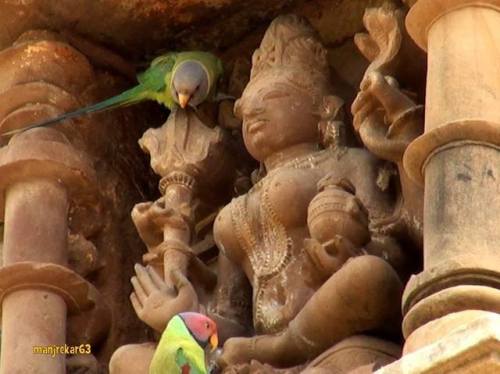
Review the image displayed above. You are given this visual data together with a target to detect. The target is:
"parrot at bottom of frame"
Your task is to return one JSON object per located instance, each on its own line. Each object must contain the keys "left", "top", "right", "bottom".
{"left": 2, "top": 51, "right": 227, "bottom": 137}
{"left": 149, "top": 312, "right": 219, "bottom": 374}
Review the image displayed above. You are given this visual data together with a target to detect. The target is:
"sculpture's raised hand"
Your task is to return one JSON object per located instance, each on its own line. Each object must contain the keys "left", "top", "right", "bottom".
{"left": 351, "top": 71, "right": 423, "bottom": 163}
{"left": 130, "top": 264, "right": 199, "bottom": 332}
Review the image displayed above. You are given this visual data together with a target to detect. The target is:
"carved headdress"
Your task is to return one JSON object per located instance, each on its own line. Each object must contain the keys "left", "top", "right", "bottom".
{"left": 248, "top": 14, "right": 332, "bottom": 104}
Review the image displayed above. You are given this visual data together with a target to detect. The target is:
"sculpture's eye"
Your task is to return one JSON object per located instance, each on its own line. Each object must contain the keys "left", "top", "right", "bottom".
{"left": 263, "top": 91, "right": 290, "bottom": 100}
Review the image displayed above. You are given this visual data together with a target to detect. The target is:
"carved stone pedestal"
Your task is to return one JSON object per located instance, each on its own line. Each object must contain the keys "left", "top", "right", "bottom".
{"left": 376, "top": 312, "right": 500, "bottom": 373}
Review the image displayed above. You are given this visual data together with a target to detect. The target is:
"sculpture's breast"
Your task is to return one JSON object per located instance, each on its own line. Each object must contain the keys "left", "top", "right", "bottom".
{"left": 214, "top": 166, "right": 321, "bottom": 264}
{"left": 260, "top": 167, "right": 321, "bottom": 228}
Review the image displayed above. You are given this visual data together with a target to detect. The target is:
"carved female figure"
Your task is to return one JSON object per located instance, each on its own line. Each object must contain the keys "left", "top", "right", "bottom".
{"left": 212, "top": 15, "right": 405, "bottom": 372}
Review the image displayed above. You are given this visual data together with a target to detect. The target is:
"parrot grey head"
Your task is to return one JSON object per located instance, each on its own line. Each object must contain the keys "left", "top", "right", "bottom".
{"left": 172, "top": 60, "right": 210, "bottom": 109}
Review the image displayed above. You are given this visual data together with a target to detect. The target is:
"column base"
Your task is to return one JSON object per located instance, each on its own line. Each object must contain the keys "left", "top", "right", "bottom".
{"left": 375, "top": 311, "right": 500, "bottom": 374}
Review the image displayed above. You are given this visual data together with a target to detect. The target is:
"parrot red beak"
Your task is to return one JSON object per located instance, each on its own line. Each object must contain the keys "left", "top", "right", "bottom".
{"left": 209, "top": 333, "right": 218, "bottom": 352}
{"left": 178, "top": 93, "right": 191, "bottom": 109}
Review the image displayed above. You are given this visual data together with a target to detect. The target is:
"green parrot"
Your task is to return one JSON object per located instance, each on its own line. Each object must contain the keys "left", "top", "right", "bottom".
{"left": 2, "top": 51, "right": 225, "bottom": 136}
{"left": 149, "top": 312, "right": 218, "bottom": 374}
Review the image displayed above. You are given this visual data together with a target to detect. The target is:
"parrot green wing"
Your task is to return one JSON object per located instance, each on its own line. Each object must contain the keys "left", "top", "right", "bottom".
{"left": 137, "top": 52, "right": 177, "bottom": 90}
{"left": 2, "top": 52, "right": 179, "bottom": 137}
{"left": 149, "top": 316, "right": 208, "bottom": 374}
{"left": 136, "top": 51, "right": 179, "bottom": 109}
{"left": 176, "top": 347, "right": 206, "bottom": 374}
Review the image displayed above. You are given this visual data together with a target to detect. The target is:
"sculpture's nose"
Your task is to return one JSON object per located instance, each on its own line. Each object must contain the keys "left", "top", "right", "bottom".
{"left": 235, "top": 93, "right": 265, "bottom": 118}
{"left": 242, "top": 105, "right": 265, "bottom": 120}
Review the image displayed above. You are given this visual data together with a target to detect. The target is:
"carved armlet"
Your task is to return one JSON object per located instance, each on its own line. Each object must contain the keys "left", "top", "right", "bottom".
{"left": 142, "top": 239, "right": 195, "bottom": 266}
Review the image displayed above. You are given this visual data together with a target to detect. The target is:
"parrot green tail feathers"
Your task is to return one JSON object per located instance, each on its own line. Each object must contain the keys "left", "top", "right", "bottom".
{"left": 1, "top": 51, "right": 226, "bottom": 137}
{"left": 1, "top": 84, "right": 150, "bottom": 137}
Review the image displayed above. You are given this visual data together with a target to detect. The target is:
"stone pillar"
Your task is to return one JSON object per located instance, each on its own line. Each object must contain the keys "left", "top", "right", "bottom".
{"left": 377, "top": 1, "right": 500, "bottom": 372}
{"left": 0, "top": 33, "right": 111, "bottom": 373}
{"left": 0, "top": 128, "right": 104, "bottom": 374}
{"left": 1, "top": 179, "right": 69, "bottom": 373}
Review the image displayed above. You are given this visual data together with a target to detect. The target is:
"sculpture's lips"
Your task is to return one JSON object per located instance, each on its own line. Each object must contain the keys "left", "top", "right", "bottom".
{"left": 246, "top": 119, "right": 268, "bottom": 133}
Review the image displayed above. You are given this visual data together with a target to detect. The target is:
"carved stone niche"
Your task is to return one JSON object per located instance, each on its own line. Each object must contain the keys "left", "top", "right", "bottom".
{"left": 110, "top": 9, "right": 427, "bottom": 374}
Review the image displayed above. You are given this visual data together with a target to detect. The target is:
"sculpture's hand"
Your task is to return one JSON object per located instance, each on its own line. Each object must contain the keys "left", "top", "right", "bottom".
{"left": 132, "top": 197, "right": 177, "bottom": 250}
{"left": 132, "top": 197, "right": 192, "bottom": 250}
{"left": 353, "top": 72, "right": 415, "bottom": 130}
{"left": 351, "top": 71, "right": 423, "bottom": 163}
{"left": 130, "top": 264, "right": 199, "bottom": 332}
{"left": 306, "top": 178, "right": 370, "bottom": 278}
{"left": 217, "top": 337, "right": 256, "bottom": 368}
{"left": 304, "top": 236, "right": 364, "bottom": 278}
{"left": 222, "top": 360, "right": 286, "bottom": 374}
{"left": 218, "top": 334, "right": 292, "bottom": 370}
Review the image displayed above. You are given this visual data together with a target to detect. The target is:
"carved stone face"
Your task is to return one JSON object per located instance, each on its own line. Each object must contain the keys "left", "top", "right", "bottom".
{"left": 235, "top": 71, "right": 320, "bottom": 162}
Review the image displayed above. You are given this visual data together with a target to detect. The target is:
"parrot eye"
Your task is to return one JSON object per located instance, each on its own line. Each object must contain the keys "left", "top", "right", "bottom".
{"left": 205, "top": 322, "right": 210, "bottom": 330}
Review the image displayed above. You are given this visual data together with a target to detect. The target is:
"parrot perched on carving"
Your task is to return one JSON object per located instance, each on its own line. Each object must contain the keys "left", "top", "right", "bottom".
{"left": 149, "top": 312, "right": 218, "bottom": 374}
{"left": 3, "top": 51, "right": 225, "bottom": 136}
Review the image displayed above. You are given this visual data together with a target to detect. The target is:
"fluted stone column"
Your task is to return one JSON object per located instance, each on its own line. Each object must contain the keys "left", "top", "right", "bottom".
{"left": 2, "top": 178, "right": 68, "bottom": 374}
{"left": 0, "top": 128, "right": 104, "bottom": 374}
{"left": 403, "top": 0, "right": 500, "bottom": 340}
{"left": 0, "top": 34, "right": 110, "bottom": 373}
{"left": 377, "top": 1, "right": 500, "bottom": 372}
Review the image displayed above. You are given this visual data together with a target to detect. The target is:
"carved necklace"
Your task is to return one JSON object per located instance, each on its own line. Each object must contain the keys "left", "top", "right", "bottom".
{"left": 230, "top": 149, "right": 330, "bottom": 332}
{"left": 253, "top": 148, "right": 332, "bottom": 188}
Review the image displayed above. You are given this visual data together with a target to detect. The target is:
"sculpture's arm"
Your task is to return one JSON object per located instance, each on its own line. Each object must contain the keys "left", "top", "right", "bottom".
{"left": 352, "top": 4, "right": 425, "bottom": 169}
{"left": 207, "top": 253, "right": 253, "bottom": 343}
{"left": 210, "top": 203, "right": 254, "bottom": 343}
{"left": 352, "top": 72, "right": 423, "bottom": 166}
{"left": 352, "top": 72, "right": 424, "bottom": 245}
